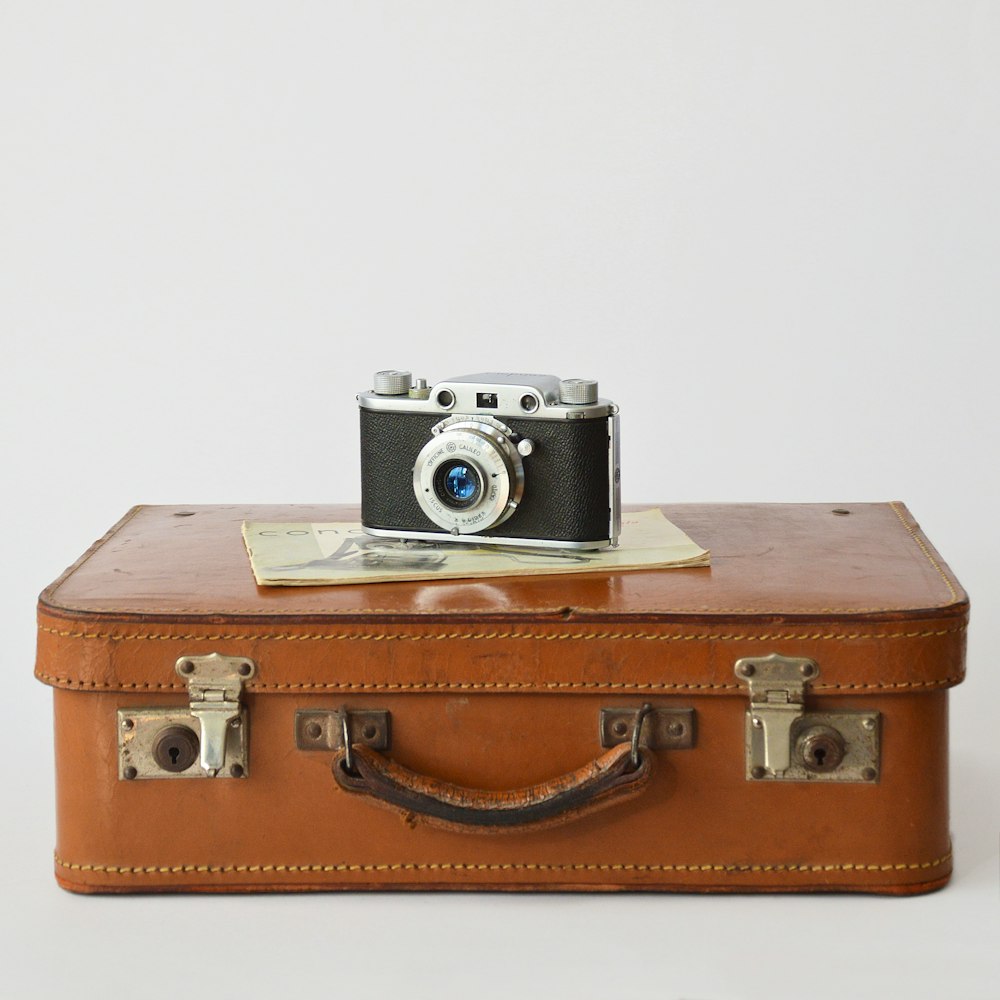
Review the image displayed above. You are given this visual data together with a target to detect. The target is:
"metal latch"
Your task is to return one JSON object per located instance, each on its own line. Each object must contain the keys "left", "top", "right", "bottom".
{"left": 735, "top": 653, "right": 880, "bottom": 783}
{"left": 735, "top": 653, "right": 815, "bottom": 775}
{"left": 117, "top": 653, "right": 255, "bottom": 781}
{"left": 178, "top": 654, "right": 255, "bottom": 775}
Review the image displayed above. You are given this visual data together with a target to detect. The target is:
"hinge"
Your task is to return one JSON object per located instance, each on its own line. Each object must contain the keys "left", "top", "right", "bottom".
{"left": 177, "top": 654, "right": 256, "bottom": 775}
{"left": 117, "top": 653, "right": 256, "bottom": 781}
{"left": 735, "top": 653, "right": 880, "bottom": 783}
{"left": 176, "top": 653, "right": 257, "bottom": 778}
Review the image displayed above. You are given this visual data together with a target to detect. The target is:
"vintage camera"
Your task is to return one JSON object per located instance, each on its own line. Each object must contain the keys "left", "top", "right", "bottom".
{"left": 359, "top": 372, "right": 621, "bottom": 549}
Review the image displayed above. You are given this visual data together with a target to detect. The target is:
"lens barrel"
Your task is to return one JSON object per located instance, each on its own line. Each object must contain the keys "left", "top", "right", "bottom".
{"left": 412, "top": 420, "right": 525, "bottom": 534}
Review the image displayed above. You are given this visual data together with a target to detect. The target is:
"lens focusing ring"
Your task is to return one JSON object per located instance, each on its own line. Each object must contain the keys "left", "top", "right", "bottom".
{"left": 413, "top": 421, "right": 525, "bottom": 534}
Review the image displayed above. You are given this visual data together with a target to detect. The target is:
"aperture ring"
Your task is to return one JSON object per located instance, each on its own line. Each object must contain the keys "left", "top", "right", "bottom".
{"left": 413, "top": 423, "right": 525, "bottom": 534}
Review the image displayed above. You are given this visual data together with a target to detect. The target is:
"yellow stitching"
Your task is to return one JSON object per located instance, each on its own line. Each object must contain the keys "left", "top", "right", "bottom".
{"left": 35, "top": 622, "right": 966, "bottom": 692}
{"left": 889, "top": 502, "right": 959, "bottom": 604}
{"left": 54, "top": 851, "right": 952, "bottom": 877}
{"left": 36, "top": 674, "right": 185, "bottom": 690}
{"left": 37, "top": 624, "right": 967, "bottom": 643}
{"left": 33, "top": 670, "right": 964, "bottom": 693}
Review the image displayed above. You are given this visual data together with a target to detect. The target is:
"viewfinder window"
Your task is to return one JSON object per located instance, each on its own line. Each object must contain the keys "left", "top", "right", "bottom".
{"left": 476, "top": 392, "right": 498, "bottom": 408}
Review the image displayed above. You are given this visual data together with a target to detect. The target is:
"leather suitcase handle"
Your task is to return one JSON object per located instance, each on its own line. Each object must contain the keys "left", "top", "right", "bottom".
{"left": 332, "top": 742, "right": 651, "bottom": 833}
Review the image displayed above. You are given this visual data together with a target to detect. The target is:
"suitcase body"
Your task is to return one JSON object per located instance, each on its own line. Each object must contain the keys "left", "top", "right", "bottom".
{"left": 36, "top": 502, "right": 967, "bottom": 894}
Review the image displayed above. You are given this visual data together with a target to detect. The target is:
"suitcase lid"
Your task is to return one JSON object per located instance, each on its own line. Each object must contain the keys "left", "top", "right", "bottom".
{"left": 36, "top": 502, "right": 968, "bottom": 695}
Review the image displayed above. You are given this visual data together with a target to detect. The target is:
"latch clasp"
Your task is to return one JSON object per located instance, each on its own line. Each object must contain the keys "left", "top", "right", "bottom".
{"left": 118, "top": 653, "right": 255, "bottom": 780}
{"left": 177, "top": 654, "right": 255, "bottom": 775}
{"left": 735, "top": 653, "right": 880, "bottom": 783}
{"left": 735, "top": 653, "right": 816, "bottom": 776}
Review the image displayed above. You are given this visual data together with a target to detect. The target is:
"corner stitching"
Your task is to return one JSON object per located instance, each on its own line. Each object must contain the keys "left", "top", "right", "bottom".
{"left": 888, "top": 502, "right": 960, "bottom": 605}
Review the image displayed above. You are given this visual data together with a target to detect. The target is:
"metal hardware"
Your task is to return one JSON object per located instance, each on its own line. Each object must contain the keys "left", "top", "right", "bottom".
{"left": 364, "top": 525, "right": 614, "bottom": 551}
{"left": 373, "top": 370, "right": 413, "bottom": 396}
{"left": 152, "top": 725, "right": 200, "bottom": 772}
{"left": 735, "top": 653, "right": 815, "bottom": 775}
{"left": 797, "top": 725, "right": 846, "bottom": 772}
{"left": 559, "top": 378, "right": 599, "bottom": 405}
{"left": 600, "top": 706, "right": 696, "bottom": 751}
{"left": 295, "top": 709, "right": 392, "bottom": 752}
{"left": 769, "top": 713, "right": 880, "bottom": 782}
{"left": 629, "top": 703, "right": 654, "bottom": 769}
{"left": 118, "top": 708, "right": 250, "bottom": 780}
{"left": 340, "top": 712, "right": 356, "bottom": 774}
{"left": 301, "top": 706, "right": 690, "bottom": 759}
{"left": 608, "top": 407, "right": 621, "bottom": 546}
{"left": 359, "top": 373, "right": 617, "bottom": 421}
{"left": 735, "top": 653, "right": 880, "bottom": 782}
{"left": 117, "top": 653, "right": 255, "bottom": 780}
{"left": 177, "top": 654, "right": 255, "bottom": 775}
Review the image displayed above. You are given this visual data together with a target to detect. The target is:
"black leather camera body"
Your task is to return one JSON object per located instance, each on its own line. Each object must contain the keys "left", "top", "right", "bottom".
{"left": 359, "top": 372, "right": 621, "bottom": 549}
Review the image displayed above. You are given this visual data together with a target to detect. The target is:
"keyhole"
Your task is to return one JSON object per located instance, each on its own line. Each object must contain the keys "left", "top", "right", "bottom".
{"left": 798, "top": 727, "right": 845, "bottom": 773}
{"left": 152, "top": 725, "right": 200, "bottom": 772}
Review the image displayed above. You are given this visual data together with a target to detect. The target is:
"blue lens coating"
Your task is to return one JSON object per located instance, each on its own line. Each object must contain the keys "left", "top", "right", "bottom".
{"left": 445, "top": 464, "right": 478, "bottom": 501}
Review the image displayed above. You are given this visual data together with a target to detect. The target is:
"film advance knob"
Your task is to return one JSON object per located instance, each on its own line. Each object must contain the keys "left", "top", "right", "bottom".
{"left": 373, "top": 370, "right": 413, "bottom": 396}
{"left": 558, "top": 378, "right": 599, "bottom": 405}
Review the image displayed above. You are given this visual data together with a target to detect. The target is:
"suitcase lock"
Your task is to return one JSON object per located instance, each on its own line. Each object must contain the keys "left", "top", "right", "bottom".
{"left": 117, "top": 653, "right": 255, "bottom": 780}
{"left": 735, "top": 653, "right": 880, "bottom": 783}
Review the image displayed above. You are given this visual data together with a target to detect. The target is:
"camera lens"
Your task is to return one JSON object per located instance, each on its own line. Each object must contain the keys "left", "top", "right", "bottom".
{"left": 445, "top": 465, "right": 477, "bottom": 501}
{"left": 434, "top": 460, "right": 481, "bottom": 509}
{"left": 414, "top": 421, "right": 525, "bottom": 534}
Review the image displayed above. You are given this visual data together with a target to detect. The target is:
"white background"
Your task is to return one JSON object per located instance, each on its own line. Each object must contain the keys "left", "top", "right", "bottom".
{"left": 2, "top": 2, "right": 998, "bottom": 997}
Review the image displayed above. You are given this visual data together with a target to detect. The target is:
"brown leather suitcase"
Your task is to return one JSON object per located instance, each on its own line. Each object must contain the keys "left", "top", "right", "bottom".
{"left": 36, "top": 501, "right": 968, "bottom": 894}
